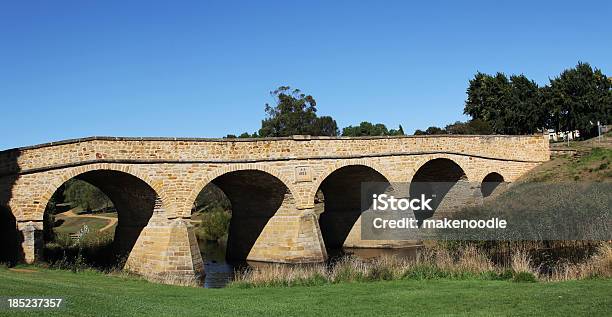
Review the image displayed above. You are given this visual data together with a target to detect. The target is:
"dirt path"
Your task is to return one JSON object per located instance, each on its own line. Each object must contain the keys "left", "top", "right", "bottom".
{"left": 58, "top": 209, "right": 118, "bottom": 233}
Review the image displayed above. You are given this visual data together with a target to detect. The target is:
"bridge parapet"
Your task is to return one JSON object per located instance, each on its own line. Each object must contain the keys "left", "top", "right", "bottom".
{"left": 0, "top": 135, "right": 549, "bottom": 175}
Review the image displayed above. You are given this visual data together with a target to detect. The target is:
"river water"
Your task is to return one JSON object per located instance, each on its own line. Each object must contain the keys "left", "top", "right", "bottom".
{"left": 199, "top": 240, "right": 421, "bottom": 288}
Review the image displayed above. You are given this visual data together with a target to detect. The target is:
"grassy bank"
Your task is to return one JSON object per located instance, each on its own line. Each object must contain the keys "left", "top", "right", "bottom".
{"left": 0, "top": 266, "right": 610, "bottom": 316}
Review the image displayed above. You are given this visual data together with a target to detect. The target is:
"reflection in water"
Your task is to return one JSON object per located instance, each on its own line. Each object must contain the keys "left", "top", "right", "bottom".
{"left": 199, "top": 240, "right": 239, "bottom": 288}
{"left": 199, "top": 239, "right": 422, "bottom": 288}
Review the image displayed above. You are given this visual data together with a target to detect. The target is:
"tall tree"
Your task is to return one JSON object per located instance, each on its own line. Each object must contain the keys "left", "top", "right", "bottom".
{"left": 464, "top": 72, "right": 511, "bottom": 134}
{"left": 464, "top": 72, "right": 544, "bottom": 134}
{"left": 258, "top": 86, "right": 339, "bottom": 137}
{"left": 544, "top": 62, "right": 612, "bottom": 137}
{"left": 312, "top": 116, "right": 340, "bottom": 137}
{"left": 507, "top": 74, "right": 543, "bottom": 134}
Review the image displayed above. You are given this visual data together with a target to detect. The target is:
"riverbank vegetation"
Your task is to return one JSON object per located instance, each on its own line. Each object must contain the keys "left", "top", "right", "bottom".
{"left": 42, "top": 231, "right": 119, "bottom": 272}
{"left": 192, "top": 183, "right": 232, "bottom": 242}
{"left": 196, "top": 207, "right": 231, "bottom": 242}
{"left": 230, "top": 242, "right": 611, "bottom": 288}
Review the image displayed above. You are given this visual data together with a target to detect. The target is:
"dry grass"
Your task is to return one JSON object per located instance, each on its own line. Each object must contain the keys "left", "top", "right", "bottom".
{"left": 440, "top": 245, "right": 494, "bottom": 273}
{"left": 549, "top": 243, "right": 612, "bottom": 281}
{"left": 232, "top": 245, "right": 500, "bottom": 288}
{"left": 510, "top": 248, "right": 537, "bottom": 276}
{"left": 233, "top": 263, "right": 328, "bottom": 287}
{"left": 230, "top": 243, "right": 612, "bottom": 288}
{"left": 146, "top": 272, "right": 203, "bottom": 287}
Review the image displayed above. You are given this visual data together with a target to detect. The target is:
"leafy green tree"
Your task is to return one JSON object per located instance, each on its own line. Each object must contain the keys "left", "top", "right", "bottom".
{"left": 226, "top": 132, "right": 258, "bottom": 139}
{"left": 238, "top": 132, "right": 254, "bottom": 138}
{"left": 342, "top": 122, "right": 386, "bottom": 136}
{"left": 258, "top": 86, "right": 339, "bottom": 137}
{"left": 63, "top": 179, "right": 113, "bottom": 213}
{"left": 425, "top": 126, "right": 447, "bottom": 135}
{"left": 395, "top": 125, "right": 405, "bottom": 135}
{"left": 464, "top": 72, "right": 511, "bottom": 134}
{"left": 197, "top": 207, "right": 231, "bottom": 241}
{"left": 413, "top": 126, "right": 447, "bottom": 135}
{"left": 413, "top": 129, "right": 426, "bottom": 135}
{"left": 342, "top": 122, "right": 404, "bottom": 136}
{"left": 544, "top": 62, "right": 611, "bottom": 137}
{"left": 312, "top": 116, "right": 339, "bottom": 136}
{"left": 507, "top": 75, "right": 544, "bottom": 134}
{"left": 464, "top": 72, "right": 544, "bottom": 134}
{"left": 445, "top": 119, "right": 494, "bottom": 135}
{"left": 193, "top": 184, "right": 231, "bottom": 213}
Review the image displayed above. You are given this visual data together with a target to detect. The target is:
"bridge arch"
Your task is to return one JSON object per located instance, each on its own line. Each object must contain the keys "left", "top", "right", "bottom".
{"left": 409, "top": 155, "right": 474, "bottom": 182}
{"left": 409, "top": 157, "right": 474, "bottom": 220}
{"left": 37, "top": 164, "right": 167, "bottom": 262}
{"left": 34, "top": 163, "right": 169, "bottom": 221}
{"left": 310, "top": 160, "right": 393, "bottom": 206}
{"left": 187, "top": 165, "right": 299, "bottom": 260}
{"left": 184, "top": 164, "right": 296, "bottom": 216}
{"left": 481, "top": 172, "right": 506, "bottom": 198}
{"left": 314, "top": 164, "right": 392, "bottom": 250}
{"left": 410, "top": 157, "right": 468, "bottom": 183}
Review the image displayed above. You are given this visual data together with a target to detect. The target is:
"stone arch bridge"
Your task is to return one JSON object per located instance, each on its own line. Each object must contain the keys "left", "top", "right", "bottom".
{"left": 0, "top": 135, "right": 549, "bottom": 281}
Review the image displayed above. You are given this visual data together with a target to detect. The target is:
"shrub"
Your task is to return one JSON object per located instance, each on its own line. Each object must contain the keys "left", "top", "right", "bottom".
{"left": 196, "top": 208, "right": 231, "bottom": 241}
{"left": 330, "top": 257, "right": 366, "bottom": 283}
{"left": 44, "top": 231, "right": 117, "bottom": 271}
{"left": 512, "top": 272, "right": 537, "bottom": 283}
{"left": 497, "top": 269, "right": 515, "bottom": 280}
{"left": 366, "top": 265, "right": 394, "bottom": 281}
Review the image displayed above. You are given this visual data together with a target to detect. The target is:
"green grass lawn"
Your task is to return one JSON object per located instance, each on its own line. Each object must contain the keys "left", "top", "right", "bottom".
{"left": 0, "top": 266, "right": 610, "bottom": 316}
{"left": 53, "top": 217, "right": 111, "bottom": 235}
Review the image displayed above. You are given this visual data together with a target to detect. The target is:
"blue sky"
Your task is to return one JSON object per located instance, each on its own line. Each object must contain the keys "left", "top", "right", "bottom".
{"left": 1, "top": 0, "right": 610, "bottom": 150}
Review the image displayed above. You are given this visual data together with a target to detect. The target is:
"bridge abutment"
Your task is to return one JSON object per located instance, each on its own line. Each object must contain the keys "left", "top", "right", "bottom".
{"left": 124, "top": 213, "right": 204, "bottom": 285}
{"left": 343, "top": 216, "right": 420, "bottom": 248}
{"left": 246, "top": 208, "right": 327, "bottom": 263}
{"left": 113, "top": 224, "right": 148, "bottom": 257}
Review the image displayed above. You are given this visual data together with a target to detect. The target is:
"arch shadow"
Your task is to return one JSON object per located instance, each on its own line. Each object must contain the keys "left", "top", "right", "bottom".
{"left": 316, "top": 165, "right": 391, "bottom": 250}
{"left": 481, "top": 172, "right": 505, "bottom": 198}
{"left": 409, "top": 158, "right": 468, "bottom": 223}
{"left": 192, "top": 169, "right": 294, "bottom": 261}
{"left": 0, "top": 148, "right": 24, "bottom": 265}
